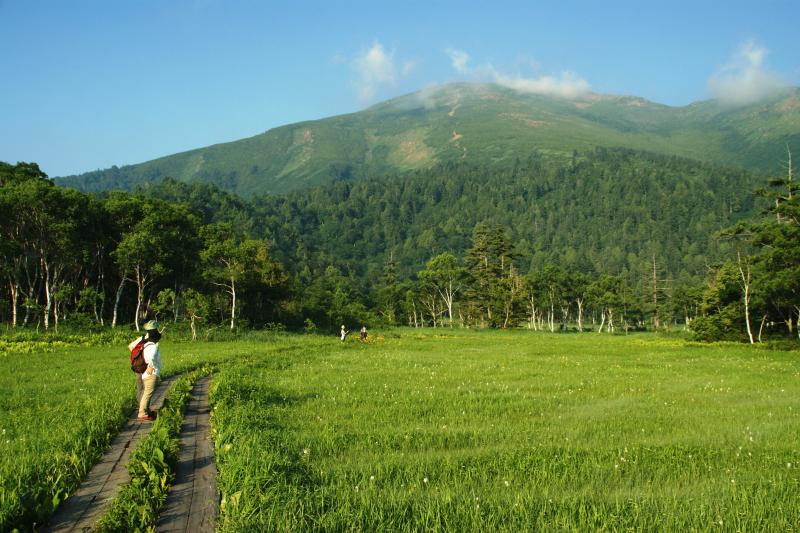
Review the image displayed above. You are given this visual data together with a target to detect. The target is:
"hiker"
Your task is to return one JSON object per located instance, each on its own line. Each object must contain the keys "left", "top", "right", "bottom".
{"left": 128, "top": 320, "right": 163, "bottom": 421}
{"left": 340, "top": 325, "right": 348, "bottom": 342}
{"left": 359, "top": 325, "right": 367, "bottom": 341}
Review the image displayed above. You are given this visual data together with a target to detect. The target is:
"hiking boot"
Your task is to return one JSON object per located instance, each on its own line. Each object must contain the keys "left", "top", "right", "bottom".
{"left": 137, "top": 415, "right": 155, "bottom": 422}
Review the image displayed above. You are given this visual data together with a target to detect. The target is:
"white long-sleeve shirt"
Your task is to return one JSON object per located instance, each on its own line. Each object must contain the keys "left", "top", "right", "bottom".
{"left": 143, "top": 342, "right": 162, "bottom": 378}
{"left": 129, "top": 336, "right": 162, "bottom": 378}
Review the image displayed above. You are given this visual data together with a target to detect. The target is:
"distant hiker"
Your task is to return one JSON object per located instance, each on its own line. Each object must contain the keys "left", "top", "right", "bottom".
{"left": 340, "top": 325, "right": 348, "bottom": 342}
{"left": 128, "top": 320, "right": 163, "bottom": 422}
{"left": 359, "top": 325, "right": 368, "bottom": 341}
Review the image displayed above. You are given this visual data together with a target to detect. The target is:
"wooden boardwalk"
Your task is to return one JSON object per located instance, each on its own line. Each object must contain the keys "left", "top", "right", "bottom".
{"left": 44, "top": 375, "right": 179, "bottom": 533}
{"left": 156, "top": 377, "right": 218, "bottom": 532}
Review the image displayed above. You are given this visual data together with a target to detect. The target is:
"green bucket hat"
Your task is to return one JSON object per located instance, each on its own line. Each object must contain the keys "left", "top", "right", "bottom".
{"left": 143, "top": 320, "right": 160, "bottom": 332}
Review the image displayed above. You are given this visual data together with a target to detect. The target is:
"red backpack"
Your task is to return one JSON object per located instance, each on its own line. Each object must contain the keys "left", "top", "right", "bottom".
{"left": 130, "top": 338, "right": 150, "bottom": 373}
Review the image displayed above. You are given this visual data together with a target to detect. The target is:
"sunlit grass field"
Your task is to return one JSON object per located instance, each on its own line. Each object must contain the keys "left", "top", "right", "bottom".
{"left": 2, "top": 330, "right": 799, "bottom": 530}
{"left": 210, "top": 331, "right": 800, "bottom": 531}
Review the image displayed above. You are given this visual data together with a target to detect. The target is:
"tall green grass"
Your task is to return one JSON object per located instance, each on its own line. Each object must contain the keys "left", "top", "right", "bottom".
{"left": 3, "top": 330, "right": 799, "bottom": 530}
{"left": 211, "top": 331, "right": 800, "bottom": 530}
{"left": 0, "top": 332, "right": 295, "bottom": 531}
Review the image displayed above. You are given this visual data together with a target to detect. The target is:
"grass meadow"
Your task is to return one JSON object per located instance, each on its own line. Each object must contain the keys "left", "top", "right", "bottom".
{"left": 1, "top": 330, "right": 799, "bottom": 530}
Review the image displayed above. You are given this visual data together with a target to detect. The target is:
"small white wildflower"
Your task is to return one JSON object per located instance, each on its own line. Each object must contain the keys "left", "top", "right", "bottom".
{"left": 423, "top": 477, "right": 428, "bottom": 484}
{"left": 370, "top": 475, "right": 375, "bottom": 481}
{"left": 787, "top": 463, "right": 792, "bottom": 468}
{"left": 504, "top": 480, "right": 510, "bottom": 487}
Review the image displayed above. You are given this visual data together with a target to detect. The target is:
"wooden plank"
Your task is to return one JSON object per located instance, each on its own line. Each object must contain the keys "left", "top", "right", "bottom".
{"left": 156, "top": 377, "right": 218, "bottom": 533}
{"left": 44, "top": 375, "right": 179, "bottom": 533}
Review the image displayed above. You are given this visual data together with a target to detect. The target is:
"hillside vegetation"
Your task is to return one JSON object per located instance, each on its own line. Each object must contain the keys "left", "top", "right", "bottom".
{"left": 57, "top": 83, "right": 800, "bottom": 197}
{"left": 147, "top": 148, "right": 758, "bottom": 283}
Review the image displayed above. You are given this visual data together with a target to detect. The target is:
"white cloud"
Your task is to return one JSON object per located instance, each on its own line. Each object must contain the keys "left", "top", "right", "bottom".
{"left": 492, "top": 69, "right": 591, "bottom": 99}
{"left": 353, "top": 42, "right": 397, "bottom": 102}
{"left": 401, "top": 59, "right": 417, "bottom": 76}
{"left": 445, "top": 47, "right": 471, "bottom": 74}
{"left": 443, "top": 47, "right": 589, "bottom": 99}
{"left": 415, "top": 82, "right": 444, "bottom": 109}
{"left": 708, "top": 40, "right": 786, "bottom": 105}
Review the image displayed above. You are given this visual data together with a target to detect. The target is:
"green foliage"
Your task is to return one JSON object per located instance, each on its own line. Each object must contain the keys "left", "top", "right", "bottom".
{"left": 0, "top": 345, "right": 134, "bottom": 530}
{"left": 694, "top": 150, "right": 800, "bottom": 342}
{"left": 0, "top": 145, "right": 783, "bottom": 337}
{"left": 251, "top": 148, "right": 753, "bottom": 291}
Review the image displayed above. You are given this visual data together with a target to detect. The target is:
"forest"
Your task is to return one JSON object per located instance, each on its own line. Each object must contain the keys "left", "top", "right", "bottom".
{"left": 1, "top": 147, "right": 797, "bottom": 342}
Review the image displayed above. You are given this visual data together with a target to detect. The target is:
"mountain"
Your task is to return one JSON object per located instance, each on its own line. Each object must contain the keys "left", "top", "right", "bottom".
{"left": 57, "top": 83, "right": 800, "bottom": 197}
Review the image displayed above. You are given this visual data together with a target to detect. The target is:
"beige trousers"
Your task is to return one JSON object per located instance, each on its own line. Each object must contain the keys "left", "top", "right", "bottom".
{"left": 138, "top": 374, "right": 158, "bottom": 417}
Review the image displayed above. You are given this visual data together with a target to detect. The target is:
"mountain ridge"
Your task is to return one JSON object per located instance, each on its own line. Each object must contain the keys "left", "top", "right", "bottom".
{"left": 56, "top": 83, "right": 800, "bottom": 197}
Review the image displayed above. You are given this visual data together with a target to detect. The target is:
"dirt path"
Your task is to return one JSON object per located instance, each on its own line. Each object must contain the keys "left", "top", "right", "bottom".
{"left": 44, "top": 374, "right": 181, "bottom": 532}
{"left": 156, "top": 376, "right": 218, "bottom": 532}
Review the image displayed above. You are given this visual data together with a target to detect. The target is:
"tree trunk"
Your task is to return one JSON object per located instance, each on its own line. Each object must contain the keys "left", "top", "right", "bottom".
{"left": 53, "top": 292, "right": 59, "bottom": 333}
{"left": 597, "top": 310, "right": 606, "bottom": 333}
{"left": 439, "top": 283, "right": 456, "bottom": 327}
{"left": 42, "top": 260, "right": 52, "bottom": 331}
{"left": 576, "top": 298, "right": 584, "bottom": 332}
{"left": 9, "top": 282, "right": 18, "bottom": 328}
{"left": 134, "top": 265, "right": 145, "bottom": 332}
{"left": 230, "top": 277, "right": 236, "bottom": 330}
{"left": 112, "top": 278, "right": 126, "bottom": 328}
{"left": 96, "top": 249, "right": 105, "bottom": 325}
{"left": 737, "top": 252, "right": 754, "bottom": 344}
{"left": 173, "top": 283, "right": 180, "bottom": 323}
{"left": 23, "top": 284, "right": 35, "bottom": 327}
{"left": 796, "top": 306, "right": 800, "bottom": 340}
{"left": 651, "top": 253, "right": 660, "bottom": 330}
{"left": 758, "top": 315, "right": 767, "bottom": 343}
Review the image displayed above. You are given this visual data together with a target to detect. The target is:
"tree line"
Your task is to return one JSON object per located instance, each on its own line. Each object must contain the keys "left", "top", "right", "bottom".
{"left": 691, "top": 149, "right": 799, "bottom": 342}
{"left": 2, "top": 146, "right": 796, "bottom": 341}
{"left": 0, "top": 162, "right": 286, "bottom": 335}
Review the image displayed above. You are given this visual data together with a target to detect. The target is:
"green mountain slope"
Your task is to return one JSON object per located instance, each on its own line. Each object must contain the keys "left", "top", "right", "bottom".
{"left": 57, "top": 83, "right": 800, "bottom": 197}
{"left": 145, "top": 148, "right": 762, "bottom": 287}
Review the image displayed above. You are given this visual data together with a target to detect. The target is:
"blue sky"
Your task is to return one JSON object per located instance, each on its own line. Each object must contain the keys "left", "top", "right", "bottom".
{"left": 1, "top": 0, "right": 797, "bottom": 177}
